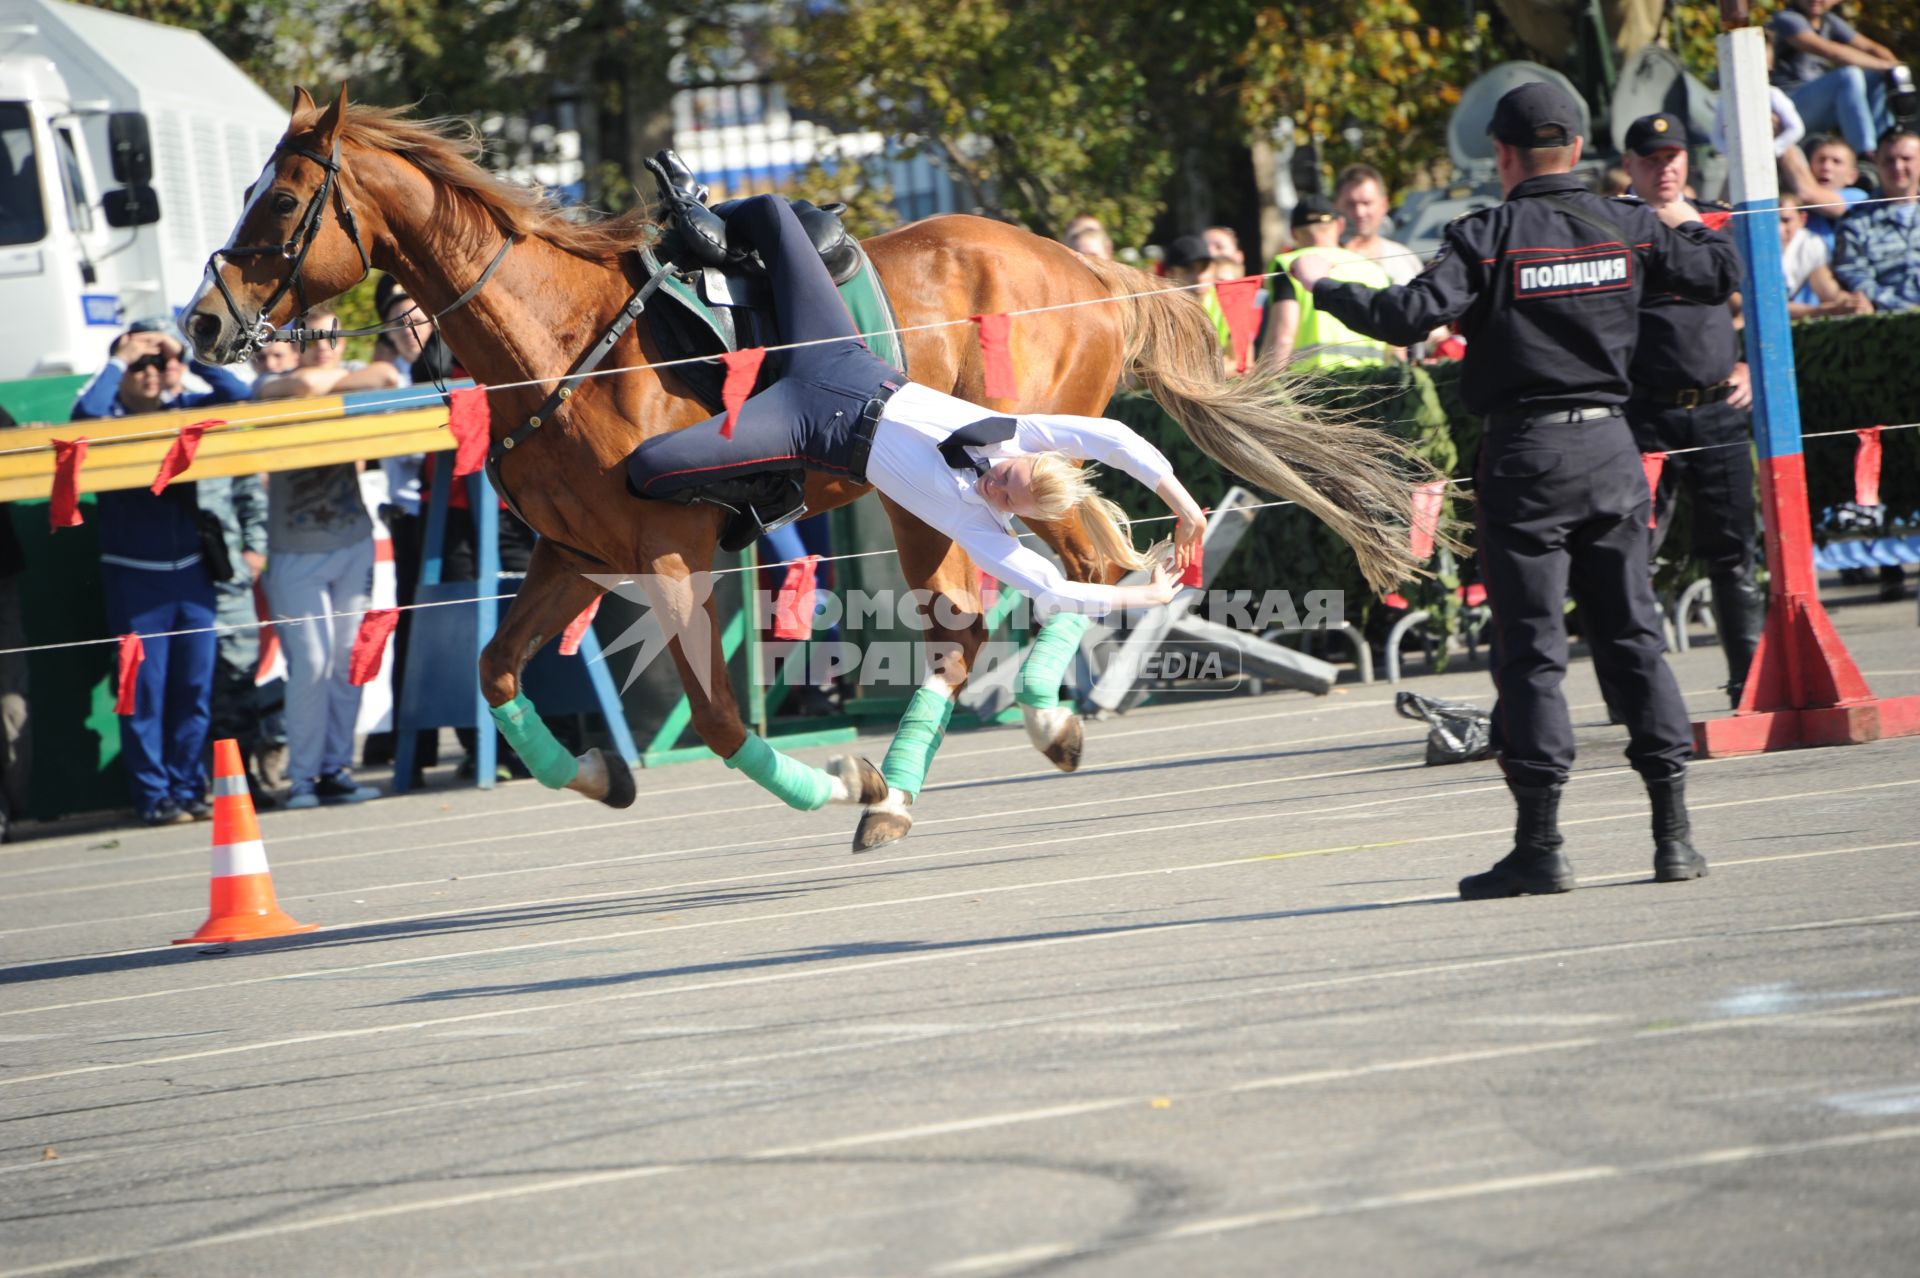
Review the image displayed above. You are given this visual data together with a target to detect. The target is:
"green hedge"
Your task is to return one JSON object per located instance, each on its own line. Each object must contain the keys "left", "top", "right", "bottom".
{"left": 1789, "top": 311, "right": 1920, "bottom": 529}
{"left": 1106, "top": 308, "right": 1920, "bottom": 630}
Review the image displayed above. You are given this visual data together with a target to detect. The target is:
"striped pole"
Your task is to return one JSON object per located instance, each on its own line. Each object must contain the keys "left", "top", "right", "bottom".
{"left": 174, "top": 739, "right": 317, "bottom": 944}
{"left": 1694, "top": 22, "right": 1920, "bottom": 753}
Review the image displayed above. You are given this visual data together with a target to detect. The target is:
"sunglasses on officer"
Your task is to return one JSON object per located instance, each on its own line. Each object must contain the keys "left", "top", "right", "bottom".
{"left": 127, "top": 353, "right": 181, "bottom": 375}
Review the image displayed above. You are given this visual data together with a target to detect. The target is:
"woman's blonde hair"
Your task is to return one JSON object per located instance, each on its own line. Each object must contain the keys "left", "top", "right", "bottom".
{"left": 1025, "top": 453, "right": 1157, "bottom": 575}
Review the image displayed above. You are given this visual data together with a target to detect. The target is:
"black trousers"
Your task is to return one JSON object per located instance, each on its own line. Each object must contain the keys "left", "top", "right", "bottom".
{"left": 1479, "top": 413, "right": 1692, "bottom": 789}
{"left": 1625, "top": 397, "right": 1758, "bottom": 583}
{"left": 627, "top": 195, "right": 899, "bottom": 499}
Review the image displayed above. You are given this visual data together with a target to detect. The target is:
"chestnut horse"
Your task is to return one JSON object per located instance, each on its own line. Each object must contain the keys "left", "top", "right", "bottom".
{"left": 184, "top": 90, "right": 1441, "bottom": 849}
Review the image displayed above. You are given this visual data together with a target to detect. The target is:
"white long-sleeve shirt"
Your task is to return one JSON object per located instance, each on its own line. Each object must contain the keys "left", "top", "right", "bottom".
{"left": 862, "top": 381, "right": 1174, "bottom": 616}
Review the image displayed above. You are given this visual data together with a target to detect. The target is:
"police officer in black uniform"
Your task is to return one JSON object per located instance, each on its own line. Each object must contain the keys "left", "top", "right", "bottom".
{"left": 1289, "top": 82, "right": 1740, "bottom": 899}
{"left": 1620, "top": 111, "right": 1765, "bottom": 709}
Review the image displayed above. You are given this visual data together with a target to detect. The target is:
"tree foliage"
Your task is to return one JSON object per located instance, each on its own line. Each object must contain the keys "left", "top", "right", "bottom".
{"left": 1241, "top": 2, "right": 1508, "bottom": 194}
{"left": 770, "top": 1, "right": 1512, "bottom": 245}
{"left": 770, "top": 0, "right": 1255, "bottom": 250}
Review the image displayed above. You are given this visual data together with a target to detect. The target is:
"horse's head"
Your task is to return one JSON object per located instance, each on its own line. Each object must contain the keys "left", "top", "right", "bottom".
{"left": 182, "top": 87, "right": 374, "bottom": 364}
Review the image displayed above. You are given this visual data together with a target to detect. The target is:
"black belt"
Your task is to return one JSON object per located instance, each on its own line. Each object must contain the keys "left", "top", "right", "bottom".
{"left": 845, "top": 379, "right": 900, "bottom": 485}
{"left": 1633, "top": 381, "right": 1734, "bottom": 409}
{"left": 1487, "top": 404, "right": 1622, "bottom": 429}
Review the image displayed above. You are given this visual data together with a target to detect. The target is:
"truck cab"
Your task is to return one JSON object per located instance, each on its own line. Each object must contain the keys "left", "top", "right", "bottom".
{"left": 0, "top": 0, "right": 286, "bottom": 384}
{"left": 0, "top": 55, "right": 131, "bottom": 377}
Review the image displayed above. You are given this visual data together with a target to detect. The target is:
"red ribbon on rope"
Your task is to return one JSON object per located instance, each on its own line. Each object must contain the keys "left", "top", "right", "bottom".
{"left": 50, "top": 437, "right": 88, "bottom": 531}
{"left": 971, "top": 313, "right": 1018, "bottom": 400}
{"left": 114, "top": 633, "right": 143, "bottom": 715}
{"left": 772, "top": 554, "right": 821, "bottom": 641}
{"left": 149, "top": 420, "right": 219, "bottom": 495}
{"left": 1409, "top": 481, "right": 1446, "bottom": 561}
{"left": 1640, "top": 451, "right": 1666, "bottom": 528}
{"left": 1855, "top": 426, "right": 1883, "bottom": 507}
{"left": 1699, "top": 209, "right": 1734, "bottom": 231}
{"left": 1215, "top": 277, "right": 1264, "bottom": 375}
{"left": 448, "top": 387, "right": 491, "bottom": 477}
{"left": 558, "top": 596, "right": 601, "bottom": 656}
{"left": 348, "top": 608, "right": 400, "bottom": 686}
{"left": 721, "top": 348, "right": 767, "bottom": 439}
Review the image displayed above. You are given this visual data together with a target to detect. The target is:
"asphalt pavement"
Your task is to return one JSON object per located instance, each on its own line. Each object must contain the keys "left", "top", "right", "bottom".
{"left": 3, "top": 585, "right": 1918, "bottom": 1277}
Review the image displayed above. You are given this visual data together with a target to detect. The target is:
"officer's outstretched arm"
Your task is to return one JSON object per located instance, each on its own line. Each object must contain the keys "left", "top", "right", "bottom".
{"left": 1311, "top": 236, "right": 1475, "bottom": 347}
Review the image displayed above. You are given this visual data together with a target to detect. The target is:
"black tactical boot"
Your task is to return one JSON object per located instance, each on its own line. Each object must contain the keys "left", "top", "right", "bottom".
{"left": 1459, "top": 784, "right": 1576, "bottom": 899}
{"left": 1647, "top": 773, "right": 1708, "bottom": 882}
{"left": 1709, "top": 572, "right": 1765, "bottom": 708}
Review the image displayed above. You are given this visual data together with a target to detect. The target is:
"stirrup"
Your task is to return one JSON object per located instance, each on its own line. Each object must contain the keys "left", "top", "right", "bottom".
{"left": 719, "top": 499, "right": 809, "bottom": 555}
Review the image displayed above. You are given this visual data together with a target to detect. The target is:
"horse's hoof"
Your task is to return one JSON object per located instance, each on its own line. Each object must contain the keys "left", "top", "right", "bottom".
{"left": 828, "top": 754, "right": 890, "bottom": 805}
{"left": 852, "top": 801, "right": 913, "bottom": 853}
{"left": 1043, "top": 715, "right": 1083, "bottom": 773}
{"left": 595, "top": 748, "right": 637, "bottom": 809}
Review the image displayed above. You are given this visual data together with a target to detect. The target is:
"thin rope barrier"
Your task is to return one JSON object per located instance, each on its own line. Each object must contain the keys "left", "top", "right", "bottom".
{"left": 5, "top": 420, "right": 1913, "bottom": 659}
{"left": 2, "top": 191, "right": 1904, "bottom": 458}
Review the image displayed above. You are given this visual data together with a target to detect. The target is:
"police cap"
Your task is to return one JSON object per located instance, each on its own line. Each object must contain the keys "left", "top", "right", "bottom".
{"left": 1163, "top": 234, "right": 1213, "bottom": 270}
{"left": 1289, "top": 194, "right": 1340, "bottom": 229}
{"left": 1624, "top": 112, "right": 1688, "bottom": 156}
{"left": 1487, "top": 81, "right": 1581, "bottom": 148}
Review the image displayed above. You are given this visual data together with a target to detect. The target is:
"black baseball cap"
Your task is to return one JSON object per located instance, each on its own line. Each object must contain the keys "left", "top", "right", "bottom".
{"left": 374, "top": 272, "right": 412, "bottom": 317}
{"left": 1164, "top": 234, "right": 1213, "bottom": 270}
{"left": 1625, "top": 112, "right": 1688, "bottom": 155}
{"left": 1487, "top": 81, "right": 1581, "bottom": 148}
{"left": 1290, "top": 194, "right": 1340, "bottom": 229}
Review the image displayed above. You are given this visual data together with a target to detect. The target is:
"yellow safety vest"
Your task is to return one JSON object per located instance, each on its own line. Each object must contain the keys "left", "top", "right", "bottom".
{"left": 1270, "top": 247, "right": 1393, "bottom": 370}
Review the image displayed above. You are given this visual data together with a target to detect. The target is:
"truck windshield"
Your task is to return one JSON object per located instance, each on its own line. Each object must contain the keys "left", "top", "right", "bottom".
{"left": 0, "top": 103, "right": 48, "bottom": 247}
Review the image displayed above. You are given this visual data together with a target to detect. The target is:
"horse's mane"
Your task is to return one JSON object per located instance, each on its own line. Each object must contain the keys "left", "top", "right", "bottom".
{"left": 333, "top": 102, "right": 658, "bottom": 260}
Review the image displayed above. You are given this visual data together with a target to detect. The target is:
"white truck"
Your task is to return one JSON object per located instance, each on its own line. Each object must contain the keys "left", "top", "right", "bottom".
{"left": 0, "top": 0, "right": 284, "bottom": 380}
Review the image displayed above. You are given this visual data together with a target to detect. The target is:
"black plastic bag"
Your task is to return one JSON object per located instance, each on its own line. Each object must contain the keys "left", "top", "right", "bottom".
{"left": 1395, "top": 690, "right": 1495, "bottom": 765}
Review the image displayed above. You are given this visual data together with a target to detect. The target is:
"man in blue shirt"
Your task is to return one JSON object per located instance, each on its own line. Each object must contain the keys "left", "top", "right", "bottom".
{"left": 1835, "top": 128, "right": 1920, "bottom": 314}
{"left": 72, "top": 321, "right": 249, "bottom": 826}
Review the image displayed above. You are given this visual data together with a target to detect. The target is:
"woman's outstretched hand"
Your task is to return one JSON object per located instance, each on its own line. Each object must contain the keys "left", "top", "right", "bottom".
{"left": 1155, "top": 476, "right": 1207, "bottom": 574}
{"left": 1172, "top": 509, "right": 1206, "bottom": 572}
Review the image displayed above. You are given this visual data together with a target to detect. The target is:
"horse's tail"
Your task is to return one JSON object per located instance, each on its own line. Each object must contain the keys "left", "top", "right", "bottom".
{"left": 1078, "top": 255, "right": 1457, "bottom": 595}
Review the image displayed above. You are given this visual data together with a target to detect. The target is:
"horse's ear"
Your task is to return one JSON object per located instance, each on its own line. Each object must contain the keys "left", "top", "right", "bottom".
{"left": 314, "top": 85, "right": 348, "bottom": 143}
{"left": 290, "top": 86, "right": 316, "bottom": 119}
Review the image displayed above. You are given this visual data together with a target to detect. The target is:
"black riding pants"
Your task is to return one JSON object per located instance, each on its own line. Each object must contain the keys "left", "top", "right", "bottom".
{"left": 627, "top": 195, "right": 899, "bottom": 498}
{"left": 1479, "top": 413, "right": 1693, "bottom": 789}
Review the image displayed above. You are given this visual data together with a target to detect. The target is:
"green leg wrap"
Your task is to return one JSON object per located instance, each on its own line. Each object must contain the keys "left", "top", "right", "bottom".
{"left": 882, "top": 684, "right": 956, "bottom": 799}
{"left": 1016, "top": 613, "right": 1093, "bottom": 709}
{"left": 489, "top": 691, "right": 579, "bottom": 789}
{"left": 726, "top": 733, "right": 833, "bottom": 811}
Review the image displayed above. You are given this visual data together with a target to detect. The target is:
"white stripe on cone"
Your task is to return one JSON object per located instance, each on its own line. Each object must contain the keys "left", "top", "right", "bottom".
{"left": 211, "top": 839, "right": 270, "bottom": 879}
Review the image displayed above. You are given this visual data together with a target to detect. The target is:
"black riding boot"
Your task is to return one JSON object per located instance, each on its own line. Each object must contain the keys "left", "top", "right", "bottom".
{"left": 1709, "top": 572, "right": 1765, "bottom": 708}
{"left": 1459, "top": 783, "right": 1576, "bottom": 900}
{"left": 1647, "top": 773, "right": 1708, "bottom": 882}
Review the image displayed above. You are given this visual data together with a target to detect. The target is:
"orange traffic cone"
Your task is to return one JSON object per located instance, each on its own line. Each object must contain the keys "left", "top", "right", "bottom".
{"left": 174, "top": 739, "right": 317, "bottom": 944}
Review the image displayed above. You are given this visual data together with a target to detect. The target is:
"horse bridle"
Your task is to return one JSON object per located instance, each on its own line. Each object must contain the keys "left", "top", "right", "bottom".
{"left": 202, "top": 132, "right": 513, "bottom": 355}
{"left": 202, "top": 135, "right": 372, "bottom": 355}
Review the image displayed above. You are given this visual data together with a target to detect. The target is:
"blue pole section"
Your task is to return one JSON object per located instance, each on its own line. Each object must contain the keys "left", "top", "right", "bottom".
{"left": 1719, "top": 26, "right": 1804, "bottom": 463}
{"left": 468, "top": 467, "right": 500, "bottom": 789}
